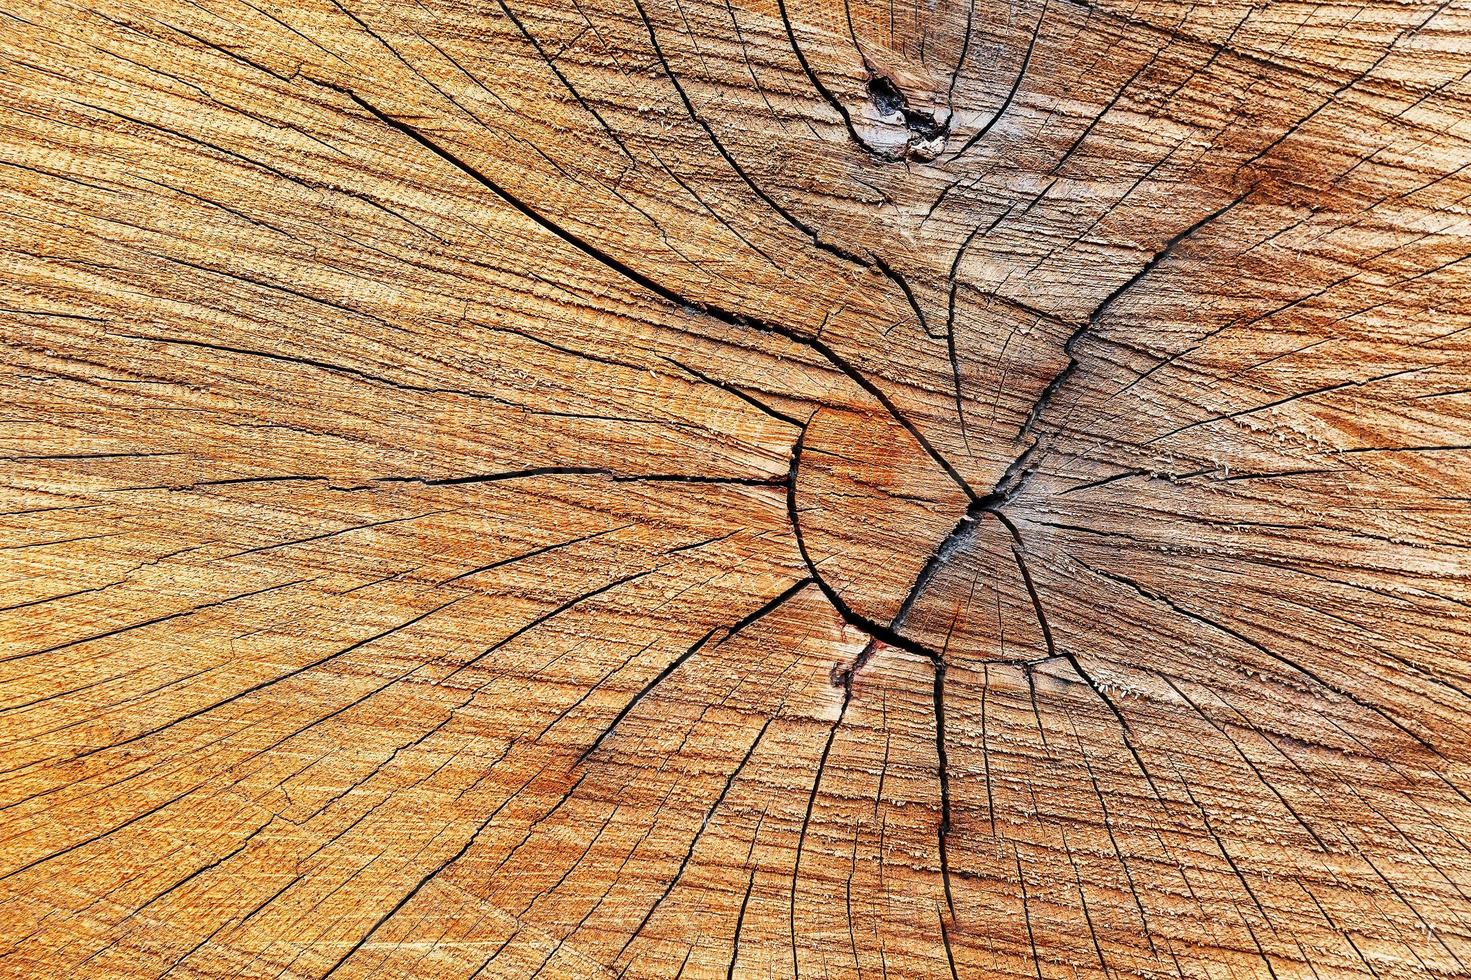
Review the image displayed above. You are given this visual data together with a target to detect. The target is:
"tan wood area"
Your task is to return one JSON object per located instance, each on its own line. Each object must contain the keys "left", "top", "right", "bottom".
{"left": 3, "top": 0, "right": 1471, "bottom": 975}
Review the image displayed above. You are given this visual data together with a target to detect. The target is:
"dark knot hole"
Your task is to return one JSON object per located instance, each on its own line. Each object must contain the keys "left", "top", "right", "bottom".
{"left": 866, "top": 76, "right": 949, "bottom": 142}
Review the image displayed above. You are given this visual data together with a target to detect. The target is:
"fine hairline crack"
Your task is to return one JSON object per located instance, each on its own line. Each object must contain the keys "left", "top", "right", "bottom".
{"left": 174, "top": 8, "right": 1252, "bottom": 675}
{"left": 327, "top": 79, "right": 980, "bottom": 506}
{"left": 788, "top": 410, "right": 1052, "bottom": 671}
{"left": 317, "top": 77, "right": 1018, "bottom": 676}
{"left": 318, "top": 76, "right": 1248, "bottom": 727}
{"left": 164, "top": 57, "right": 1004, "bottom": 656}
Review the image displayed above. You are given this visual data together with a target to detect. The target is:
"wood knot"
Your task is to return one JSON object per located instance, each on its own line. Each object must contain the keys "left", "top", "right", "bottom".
{"left": 865, "top": 76, "right": 950, "bottom": 160}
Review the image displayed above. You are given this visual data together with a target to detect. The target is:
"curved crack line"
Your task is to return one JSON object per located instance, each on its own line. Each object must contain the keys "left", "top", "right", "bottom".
{"left": 331, "top": 81, "right": 979, "bottom": 504}
{"left": 991, "top": 508, "right": 1166, "bottom": 798}
{"left": 947, "top": 1, "right": 1047, "bottom": 161}
{"left": 942, "top": 212, "right": 1018, "bottom": 457}
{"left": 631, "top": 0, "right": 874, "bottom": 270}
{"left": 946, "top": 0, "right": 979, "bottom": 114}
{"left": 774, "top": 0, "right": 882, "bottom": 157}
{"left": 919, "top": 3, "right": 1048, "bottom": 218}
{"left": 635, "top": 0, "right": 961, "bottom": 409}
{"left": 787, "top": 416, "right": 957, "bottom": 662}
{"left": 493, "top": 0, "right": 637, "bottom": 164}
{"left": 577, "top": 578, "right": 815, "bottom": 764}
{"left": 988, "top": 190, "right": 1251, "bottom": 502}
{"left": 786, "top": 411, "right": 1048, "bottom": 673}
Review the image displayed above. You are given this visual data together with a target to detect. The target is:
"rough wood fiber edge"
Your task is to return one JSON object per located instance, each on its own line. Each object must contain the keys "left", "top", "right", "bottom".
{"left": 2, "top": 0, "right": 1470, "bottom": 977}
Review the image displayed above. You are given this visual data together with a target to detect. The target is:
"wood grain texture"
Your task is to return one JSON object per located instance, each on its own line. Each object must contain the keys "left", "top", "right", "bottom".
{"left": 3, "top": 0, "right": 1470, "bottom": 975}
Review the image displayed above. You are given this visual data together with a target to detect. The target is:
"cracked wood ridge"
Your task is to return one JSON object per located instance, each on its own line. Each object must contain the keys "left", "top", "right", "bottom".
{"left": 3, "top": 0, "right": 1471, "bottom": 975}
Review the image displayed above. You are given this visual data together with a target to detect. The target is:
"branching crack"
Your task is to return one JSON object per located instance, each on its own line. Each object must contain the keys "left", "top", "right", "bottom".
{"left": 332, "top": 81, "right": 977, "bottom": 503}
{"left": 988, "top": 191, "right": 1251, "bottom": 502}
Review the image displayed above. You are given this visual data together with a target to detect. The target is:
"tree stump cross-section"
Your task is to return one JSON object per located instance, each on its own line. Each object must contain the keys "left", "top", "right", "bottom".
{"left": 2, "top": 0, "right": 1471, "bottom": 976}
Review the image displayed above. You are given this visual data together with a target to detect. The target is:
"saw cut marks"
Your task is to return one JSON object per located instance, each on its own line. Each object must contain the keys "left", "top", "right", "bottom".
{"left": 2, "top": 0, "right": 1470, "bottom": 977}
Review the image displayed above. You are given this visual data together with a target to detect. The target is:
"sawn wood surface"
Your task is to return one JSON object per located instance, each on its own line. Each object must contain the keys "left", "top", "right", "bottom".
{"left": 3, "top": 0, "right": 1471, "bottom": 976}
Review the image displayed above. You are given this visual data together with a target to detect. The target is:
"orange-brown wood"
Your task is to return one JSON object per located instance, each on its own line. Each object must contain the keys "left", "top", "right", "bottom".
{"left": 3, "top": 0, "right": 1471, "bottom": 976}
